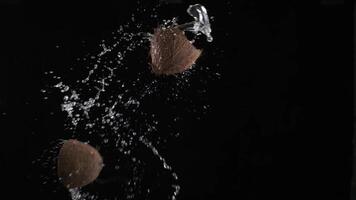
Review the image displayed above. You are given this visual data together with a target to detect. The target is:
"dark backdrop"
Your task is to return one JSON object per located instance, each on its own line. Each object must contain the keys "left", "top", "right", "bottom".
{"left": 0, "top": 0, "right": 352, "bottom": 200}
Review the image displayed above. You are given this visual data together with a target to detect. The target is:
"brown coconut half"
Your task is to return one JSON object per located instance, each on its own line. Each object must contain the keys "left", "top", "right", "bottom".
{"left": 57, "top": 139, "right": 103, "bottom": 189}
{"left": 149, "top": 27, "right": 202, "bottom": 75}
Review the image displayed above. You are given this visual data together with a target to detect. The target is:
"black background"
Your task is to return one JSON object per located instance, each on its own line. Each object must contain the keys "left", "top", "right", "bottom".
{"left": 0, "top": 0, "right": 352, "bottom": 200}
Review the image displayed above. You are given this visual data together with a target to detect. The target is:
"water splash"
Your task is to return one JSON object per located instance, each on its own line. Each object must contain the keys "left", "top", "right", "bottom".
{"left": 46, "top": 24, "right": 182, "bottom": 199}
{"left": 179, "top": 4, "right": 213, "bottom": 42}
{"left": 70, "top": 188, "right": 98, "bottom": 200}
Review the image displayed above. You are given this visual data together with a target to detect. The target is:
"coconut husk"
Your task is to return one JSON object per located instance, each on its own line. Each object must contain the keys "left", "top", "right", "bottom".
{"left": 57, "top": 139, "right": 103, "bottom": 189}
{"left": 149, "top": 27, "right": 202, "bottom": 75}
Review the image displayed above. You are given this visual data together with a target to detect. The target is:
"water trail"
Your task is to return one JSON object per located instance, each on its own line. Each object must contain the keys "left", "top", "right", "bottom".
{"left": 139, "top": 136, "right": 180, "bottom": 200}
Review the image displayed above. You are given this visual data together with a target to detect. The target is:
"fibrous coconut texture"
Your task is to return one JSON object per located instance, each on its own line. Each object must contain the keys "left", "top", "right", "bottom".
{"left": 57, "top": 139, "right": 103, "bottom": 189}
{"left": 150, "top": 27, "right": 202, "bottom": 75}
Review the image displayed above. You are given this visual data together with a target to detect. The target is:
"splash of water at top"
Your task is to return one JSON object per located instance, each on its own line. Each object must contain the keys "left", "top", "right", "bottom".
{"left": 179, "top": 4, "right": 213, "bottom": 42}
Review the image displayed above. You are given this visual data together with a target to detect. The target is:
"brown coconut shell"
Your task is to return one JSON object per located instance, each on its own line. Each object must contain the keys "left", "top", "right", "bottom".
{"left": 149, "top": 27, "right": 202, "bottom": 75}
{"left": 57, "top": 139, "right": 103, "bottom": 189}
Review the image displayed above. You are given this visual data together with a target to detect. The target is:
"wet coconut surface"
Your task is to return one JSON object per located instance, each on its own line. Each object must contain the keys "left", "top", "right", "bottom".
{"left": 57, "top": 139, "right": 103, "bottom": 189}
